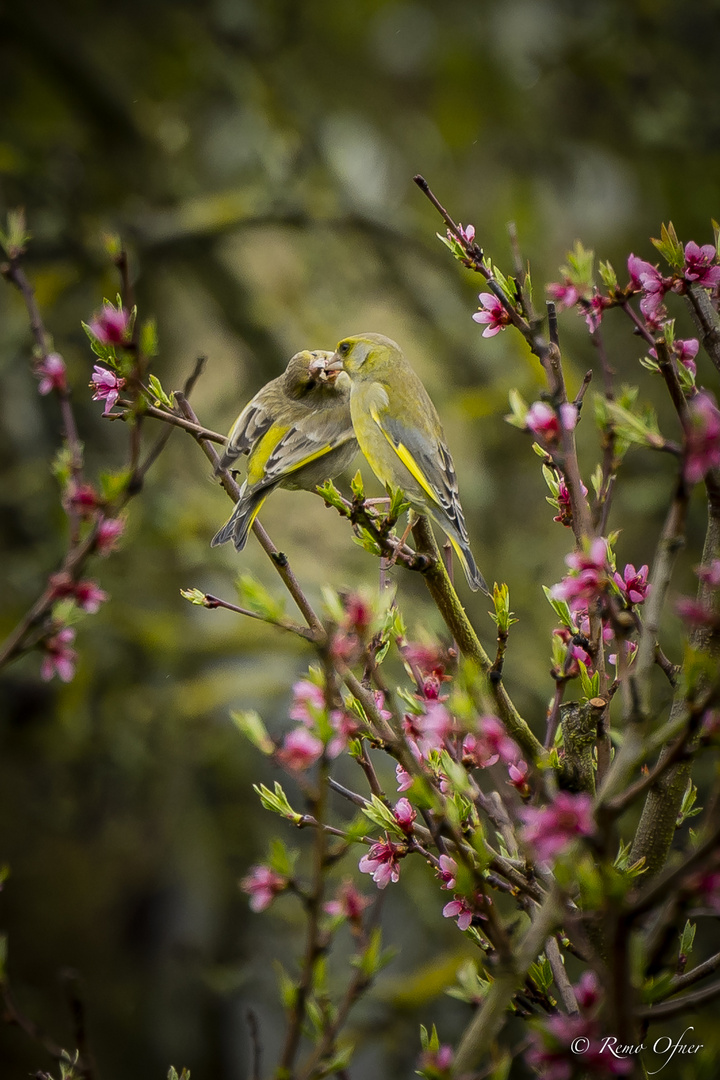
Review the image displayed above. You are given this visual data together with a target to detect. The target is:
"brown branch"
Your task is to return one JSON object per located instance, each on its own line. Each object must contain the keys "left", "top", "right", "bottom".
{"left": 411, "top": 515, "right": 545, "bottom": 765}
{"left": 636, "top": 977, "right": 720, "bottom": 1020}
{"left": 171, "top": 392, "right": 326, "bottom": 638}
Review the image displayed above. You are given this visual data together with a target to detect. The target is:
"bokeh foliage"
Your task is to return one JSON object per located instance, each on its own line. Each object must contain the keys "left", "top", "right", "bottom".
{"left": 1, "top": 0, "right": 720, "bottom": 1076}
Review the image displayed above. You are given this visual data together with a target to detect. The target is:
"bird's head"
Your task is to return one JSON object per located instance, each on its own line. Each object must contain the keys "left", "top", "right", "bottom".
{"left": 283, "top": 350, "right": 334, "bottom": 398}
{"left": 328, "top": 333, "right": 402, "bottom": 378}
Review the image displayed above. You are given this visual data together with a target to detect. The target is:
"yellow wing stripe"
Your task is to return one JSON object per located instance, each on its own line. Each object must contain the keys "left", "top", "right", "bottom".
{"left": 370, "top": 406, "right": 439, "bottom": 508}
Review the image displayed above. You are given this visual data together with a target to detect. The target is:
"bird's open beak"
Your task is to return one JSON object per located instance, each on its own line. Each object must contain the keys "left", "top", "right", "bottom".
{"left": 324, "top": 355, "right": 344, "bottom": 374}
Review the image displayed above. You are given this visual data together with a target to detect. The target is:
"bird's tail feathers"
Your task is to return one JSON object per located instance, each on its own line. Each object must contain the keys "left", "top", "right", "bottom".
{"left": 422, "top": 502, "right": 488, "bottom": 594}
{"left": 446, "top": 534, "right": 489, "bottom": 595}
{"left": 210, "top": 484, "right": 269, "bottom": 551}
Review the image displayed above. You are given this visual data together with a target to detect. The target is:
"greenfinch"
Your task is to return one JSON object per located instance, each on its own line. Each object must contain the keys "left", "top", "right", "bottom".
{"left": 212, "top": 350, "right": 357, "bottom": 551}
{"left": 328, "top": 332, "right": 487, "bottom": 593}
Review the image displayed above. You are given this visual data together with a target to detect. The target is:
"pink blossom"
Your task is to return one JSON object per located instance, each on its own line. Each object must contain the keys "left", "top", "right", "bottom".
{"left": 403, "top": 701, "right": 453, "bottom": 758}
{"left": 519, "top": 791, "right": 595, "bottom": 862}
{"left": 525, "top": 402, "right": 577, "bottom": 445}
{"left": 550, "top": 538, "right": 609, "bottom": 608}
{"left": 675, "top": 338, "right": 700, "bottom": 374}
{"left": 396, "top": 763, "right": 413, "bottom": 791}
{"left": 418, "top": 1043, "right": 454, "bottom": 1075}
{"left": 394, "top": 797, "right": 416, "bottom": 833}
{"left": 552, "top": 477, "right": 588, "bottom": 528}
{"left": 327, "top": 708, "right": 362, "bottom": 758}
{"left": 36, "top": 353, "right": 67, "bottom": 395}
{"left": 472, "top": 292, "right": 510, "bottom": 337}
{"left": 40, "top": 627, "right": 77, "bottom": 682}
{"left": 608, "top": 639, "right": 638, "bottom": 667}
{"left": 507, "top": 760, "right": 530, "bottom": 796}
{"left": 697, "top": 559, "right": 720, "bottom": 588}
{"left": 613, "top": 563, "right": 650, "bottom": 605}
{"left": 358, "top": 837, "right": 404, "bottom": 888}
{"left": 684, "top": 390, "right": 720, "bottom": 484}
{"left": 95, "top": 516, "right": 125, "bottom": 555}
{"left": 691, "top": 870, "right": 720, "bottom": 914}
{"left": 289, "top": 679, "right": 325, "bottom": 724}
{"left": 457, "top": 222, "right": 475, "bottom": 244}
{"left": 436, "top": 854, "right": 457, "bottom": 890}
{"left": 90, "top": 364, "right": 125, "bottom": 414}
{"left": 49, "top": 573, "right": 108, "bottom": 613}
{"left": 628, "top": 254, "right": 670, "bottom": 328}
{"left": 276, "top": 727, "right": 324, "bottom": 771}
{"left": 575, "top": 970, "right": 601, "bottom": 1010}
{"left": 240, "top": 864, "right": 287, "bottom": 912}
{"left": 582, "top": 294, "right": 611, "bottom": 333}
{"left": 463, "top": 715, "right": 518, "bottom": 768}
{"left": 546, "top": 281, "right": 582, "bottom": 310}
{"left": 528, "top": 1013, "right": 632, "bottom": 1078}
{"left": 676, "top": 597, "right": 717, "bottom": 629}
{"left": 627, "top": 254, "right": 665, "bottom": 293}
{"left": 66, "top": 483, "right": 101, "bottom": 518}
{"left": 442, "top": 896, "right": 474, "bottom": 931}
{"left": 74, "top": 580, "right": 109, "bottom": 613}
{"left": 323, "top": 879, "right": 372, "bottom": 922}
{"left": 88, "top": 303, "right": 131, "bottom": 346}
{"left": 683, "top": 241, "right": 720, "bottom": 288}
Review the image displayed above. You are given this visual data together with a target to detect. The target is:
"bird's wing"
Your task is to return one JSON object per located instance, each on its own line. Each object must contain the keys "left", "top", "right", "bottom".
{"left": 219, "top": 399, "right": 276, "bottom": 470}
{"left": 252, "top": 408, "right": 354, "bottom": 490}
{"left": 370, "top": 408, "right": 471, "bottom": 544}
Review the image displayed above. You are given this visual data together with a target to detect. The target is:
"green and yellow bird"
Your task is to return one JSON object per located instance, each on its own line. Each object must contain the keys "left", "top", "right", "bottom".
{"left": 212, "top": 350, "right": 357, "bottom": 551}
{"left": 328, "top": 332, "right": 487, "bottom": 593}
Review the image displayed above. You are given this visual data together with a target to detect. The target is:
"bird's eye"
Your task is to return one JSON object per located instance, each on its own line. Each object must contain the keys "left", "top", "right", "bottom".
{"left": 338, "top": 342, "right": 350, "bottom": 356}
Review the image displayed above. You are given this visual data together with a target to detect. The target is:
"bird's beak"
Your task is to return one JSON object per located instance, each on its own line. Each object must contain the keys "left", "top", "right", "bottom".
{"left": 324, "top": 355, "right": 344, "bottom": 374}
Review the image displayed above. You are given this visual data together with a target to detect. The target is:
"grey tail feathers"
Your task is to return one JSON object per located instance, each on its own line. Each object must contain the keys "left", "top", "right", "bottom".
{"left": 210, "top": 484, "right": 268, "bottom": 551}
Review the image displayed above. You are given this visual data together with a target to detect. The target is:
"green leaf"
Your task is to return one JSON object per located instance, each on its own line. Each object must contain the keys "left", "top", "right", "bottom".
{"left": 316, "top": 479, "right": 347, "bottom": 513}
{"left": 0, "top": 207, "right": 31, "bottom": 258}
{"left": 99, "top": 468, "right": 132, "bottom": 501}
{"left": 148, "top": 373, "right": 174, "bottom": 409}
{"left": 81, "top": 320, "right": 117, "bottom": 363}
{"left": 167, "top": 1069, "right": 191, "bottom": 1080}
{"left": 542, "top": 586, "right": 574, "bottom": 629}
{"left": 679, "top": 919, "right": 696, "bottom": 961}
{"left": 505, "top": 388, "right": 528, "bottom": 428}
{"left": 350, "top": 469, "right": 365, "bottom": 500}
{"left": 578, "top": 659, "right": 600, "bottom": 700}
{"left": 140, "top": 317, "right": 159, "bottom": 358}
{"left": 180, "top": 587, "right": 209, "bottom": 606}
{"left": 51, "top": 443, "right": 76, "bottom": 486}
{"left": 598, "top": 260, "right": 617, "bottom": 289}
{"left": 361, "top": 794, "right": 403, "bottom": 836}
{"left": 230, "top": 709, "right": 274, "bottom": 755}
{"left": 561, "top": 240, "right": 595, "bottom": 289}
{"left": 651, "top": 222, "right": 684, "bottom": 271}
{"left": 235, "top": 573, "right": 286, "bottom": 621}
{"left": 600, "top": 396, "right": 665, "bottom": 451}
{"left": 489, "top": 582, "right": 517, "bottom": 633}
{"left": 253, "top": 782, "right": 302, "bottom": 823}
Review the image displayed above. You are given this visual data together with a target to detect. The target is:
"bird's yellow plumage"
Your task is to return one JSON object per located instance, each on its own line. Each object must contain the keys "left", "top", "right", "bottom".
{"left": 212, "top": 350, "right": 357, "bottom": 551}
{"left": 328, "top": 332, "right": 487, "bottom": 593}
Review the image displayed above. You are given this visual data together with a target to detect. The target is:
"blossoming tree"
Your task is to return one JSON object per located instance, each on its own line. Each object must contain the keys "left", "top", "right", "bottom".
{"left": 2, "top": 179, "right": 720, "bottom": 1079}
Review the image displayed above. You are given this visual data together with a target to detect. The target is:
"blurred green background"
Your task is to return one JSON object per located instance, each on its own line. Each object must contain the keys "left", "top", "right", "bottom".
{"left": 1, "top": 0, "right": 720, "bottom": 1076}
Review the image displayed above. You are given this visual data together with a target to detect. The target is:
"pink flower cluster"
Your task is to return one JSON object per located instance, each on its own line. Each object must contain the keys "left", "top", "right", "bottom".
{"left": 525, "top": 402, "right": 578, "bottom": 446}
{"left": 240, "top": 864, "right": 287, "bottom": 912}
{"left": 550, "top": 538, "right": 609, "bottom": 609}
{"left": 519, "top": 791, "right": 595, "bottom": 863}
{"left": 684, "top": 390, "right": 720, "bottom": 485}
{"left": 323, "top": 879, "right": 371, "bottom": 924}
{"left": 36, "top": 353, "right": 67, "bottom": 395}
{"left": 88, "top": 303, "right": 131, "bottom": 346}
{"left": 41, "top": 627, "right": 77, "bottom": 683}
{"left": 613, "top": 563, "right": 650, "bottom": 606}
{"left": 358, "top": 837, "right": 405, "bottom": 889}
